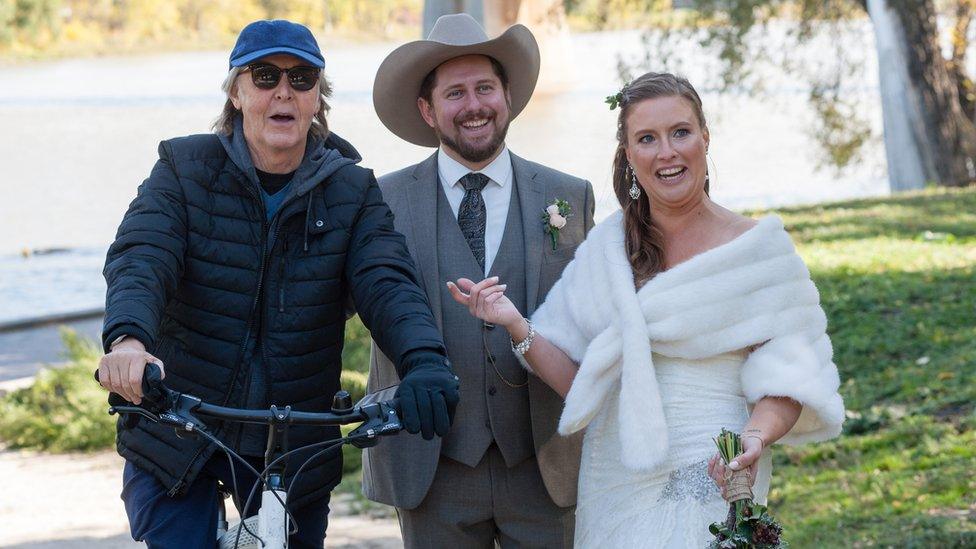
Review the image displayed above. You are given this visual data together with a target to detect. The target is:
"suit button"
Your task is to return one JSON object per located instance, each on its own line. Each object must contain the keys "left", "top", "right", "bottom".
{"left": 484, "top": 420, "right": 491, "bottom": 429}
{"left": 484, "top": 321, "right": 495, "bottom": 330}
{"left": 488, "top": 386, "right": 497, "bottom": 396}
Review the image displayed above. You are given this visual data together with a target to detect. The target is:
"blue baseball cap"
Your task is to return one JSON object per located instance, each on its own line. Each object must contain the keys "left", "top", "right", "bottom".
{"left": 229, "top": 20, "right": 325, "bottom": 69}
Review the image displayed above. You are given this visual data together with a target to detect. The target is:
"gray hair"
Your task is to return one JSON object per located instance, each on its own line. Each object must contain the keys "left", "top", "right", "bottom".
{"left": 212, "top": 66, "right": 334, "bottom": 140}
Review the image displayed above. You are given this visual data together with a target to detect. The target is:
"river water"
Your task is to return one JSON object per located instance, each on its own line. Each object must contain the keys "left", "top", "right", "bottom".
{"left": 0, "top": 28, "right": 887, "bottom": 323}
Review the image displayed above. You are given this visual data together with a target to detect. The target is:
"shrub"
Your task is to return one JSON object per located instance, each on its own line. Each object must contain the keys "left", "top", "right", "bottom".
{"left": 340, "top": 424, "right": 362, "bottom": 476}
{"left": 341, "top": 315, "right": 372, "bottom": 374}
{"left": 0, "top": 329, "right": 115, "bottom": 451}
{"left": 340, "top": 369, "right": 367, "bottom": 405}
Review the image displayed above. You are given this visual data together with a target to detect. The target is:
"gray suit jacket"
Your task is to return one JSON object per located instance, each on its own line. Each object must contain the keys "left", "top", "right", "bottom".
{"left": 362, "top": 151, "right": 595, "bottom": 509}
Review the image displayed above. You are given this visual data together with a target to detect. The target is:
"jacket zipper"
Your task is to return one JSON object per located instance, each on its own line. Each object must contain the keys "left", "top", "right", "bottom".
{"left": 260, "top": 218, "right": 284, "bottom": 411}
{"left": 228, "top": 196, "right": 270, "bottom": 408}
{"left": 174, "top": 179, "right": 303, "bottom": 493}
{"left": 228, "top": 179, "right": 297, "bottom": 404}
{"left": 278, "top": 240, "right": 288, "bottom": 312}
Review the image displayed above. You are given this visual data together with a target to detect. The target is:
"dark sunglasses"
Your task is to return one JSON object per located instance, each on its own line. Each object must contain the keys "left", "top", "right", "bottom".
{"left": 242, "top": 63, "right": 321, "bottom": 92}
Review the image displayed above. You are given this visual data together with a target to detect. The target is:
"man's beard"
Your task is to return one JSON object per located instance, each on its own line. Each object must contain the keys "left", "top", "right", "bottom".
{"left": 435, "top": 108, "right": 511, "bottom": 164}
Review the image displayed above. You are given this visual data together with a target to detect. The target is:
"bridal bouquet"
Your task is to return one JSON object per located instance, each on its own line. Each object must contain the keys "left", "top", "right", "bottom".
{"left": 708, "top": 429, "right": 787, "bottom": 548}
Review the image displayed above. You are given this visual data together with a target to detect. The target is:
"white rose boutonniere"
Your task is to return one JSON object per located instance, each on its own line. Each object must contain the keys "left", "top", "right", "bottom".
{"left": 541, "top": 199, "right": 572, "bottom": 251}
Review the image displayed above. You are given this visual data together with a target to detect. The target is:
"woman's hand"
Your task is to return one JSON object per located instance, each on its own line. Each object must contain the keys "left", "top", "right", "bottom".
{"left": 447, "top": 277, "right": 524, "bottom": 330}
{"left": 97, "top": 338, "right": 165, "bottom": 405}
{"left": 707, "top": 433, "right": 763, "bottom": 496}
{"left": 450, "top": 276, "right": 580, "bottom": 398}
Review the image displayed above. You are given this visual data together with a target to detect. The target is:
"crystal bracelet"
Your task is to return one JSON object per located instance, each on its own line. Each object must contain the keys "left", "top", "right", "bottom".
{"left": 511, "top": 319, "right": 536, "bottom": 356}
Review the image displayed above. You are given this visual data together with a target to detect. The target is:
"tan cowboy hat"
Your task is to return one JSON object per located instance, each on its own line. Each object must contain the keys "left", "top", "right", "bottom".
{"left": 373, "top": 13, "right": 541, "bottom": 147}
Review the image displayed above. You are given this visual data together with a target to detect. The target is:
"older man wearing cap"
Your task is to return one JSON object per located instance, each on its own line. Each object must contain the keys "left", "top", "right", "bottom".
{"left": 96, "top": 19, "right": 458, "bottom": 548}
{"left": 364, "top": 13, "right": 594, "bottom": 547}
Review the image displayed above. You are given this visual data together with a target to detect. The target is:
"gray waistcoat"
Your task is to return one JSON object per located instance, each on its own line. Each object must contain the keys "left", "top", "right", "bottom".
{"left": 436, "top": 181, "right": 534, "bottom": 468}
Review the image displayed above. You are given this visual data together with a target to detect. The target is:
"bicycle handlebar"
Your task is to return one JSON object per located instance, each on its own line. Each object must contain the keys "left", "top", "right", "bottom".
{"left": 96, "top": 363, "right": 402, "bottom": 447}
{"left": 98, "top": 362, "right": 400, "bottom": 546}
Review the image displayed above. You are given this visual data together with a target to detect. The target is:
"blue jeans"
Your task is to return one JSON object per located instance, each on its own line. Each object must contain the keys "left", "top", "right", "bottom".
{"left": 121, "top": 455, "right": 330, "bottom": 549}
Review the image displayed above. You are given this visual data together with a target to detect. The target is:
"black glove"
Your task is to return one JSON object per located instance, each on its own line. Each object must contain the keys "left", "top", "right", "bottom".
{"left": 396, "top": 352, "right": 460, "bottom": 440}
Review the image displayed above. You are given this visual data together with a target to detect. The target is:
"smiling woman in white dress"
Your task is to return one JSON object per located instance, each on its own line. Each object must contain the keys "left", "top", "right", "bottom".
{"left": 448, "top": 72, "right": 845, "bottom": 548}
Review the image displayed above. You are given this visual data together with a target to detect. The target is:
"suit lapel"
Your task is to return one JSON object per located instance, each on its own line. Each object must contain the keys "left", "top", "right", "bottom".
{"left": 512, "top": 152, "right": 546, "bottom": 316}
{"left": 405, "top": 152, "right": 444, "bottom": 330}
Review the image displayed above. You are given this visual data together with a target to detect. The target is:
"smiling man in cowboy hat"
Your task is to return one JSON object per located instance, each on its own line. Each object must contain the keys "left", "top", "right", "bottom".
{"left": 363, "top": 13, "right": 594, "bottom": 547}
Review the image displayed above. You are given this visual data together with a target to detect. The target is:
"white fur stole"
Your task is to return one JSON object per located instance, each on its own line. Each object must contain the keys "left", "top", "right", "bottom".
{"left": 530, "top": 211, "right": 845, "bottom": 471}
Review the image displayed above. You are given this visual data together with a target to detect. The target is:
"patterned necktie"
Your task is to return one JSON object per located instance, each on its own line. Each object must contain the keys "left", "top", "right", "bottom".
{"left": 458, "top": 172, "right": 490, "bottom": 271}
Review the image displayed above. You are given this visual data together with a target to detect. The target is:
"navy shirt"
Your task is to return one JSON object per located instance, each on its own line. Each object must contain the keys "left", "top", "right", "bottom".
{"left": 256, "top": 168, "right": 295, "bottom": 222}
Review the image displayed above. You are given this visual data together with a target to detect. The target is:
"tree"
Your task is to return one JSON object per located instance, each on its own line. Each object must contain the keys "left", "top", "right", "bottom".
{"left": 614, "top": 0, "right": 976, "bottom": 189}
{"left": 887, "top": 0, "right": 976, "bottom": 187}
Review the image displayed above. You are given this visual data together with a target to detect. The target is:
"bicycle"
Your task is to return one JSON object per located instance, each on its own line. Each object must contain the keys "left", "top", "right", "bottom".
{"left": 98, "top": 363, "right": 402, "bottom": 549}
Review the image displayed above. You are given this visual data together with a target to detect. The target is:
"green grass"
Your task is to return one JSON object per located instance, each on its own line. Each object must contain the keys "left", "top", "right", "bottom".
{"left": 756, "top": 187, "right": 976, "bottom": 547}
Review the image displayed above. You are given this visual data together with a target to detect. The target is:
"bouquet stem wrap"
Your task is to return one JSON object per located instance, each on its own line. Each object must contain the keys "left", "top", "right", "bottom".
{"left": 709, "top": 429, "right": 785, "bottom": 548}
{"left": 725, "top": 469, "right": 754, "bottom": 503}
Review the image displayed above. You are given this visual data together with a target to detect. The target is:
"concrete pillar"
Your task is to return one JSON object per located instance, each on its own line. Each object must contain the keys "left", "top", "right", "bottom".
{"left": 423, "top": 0, "right": 484, "bottom": 37}
{"left": 484, "top": 0, "right": 574, "bottom": 94}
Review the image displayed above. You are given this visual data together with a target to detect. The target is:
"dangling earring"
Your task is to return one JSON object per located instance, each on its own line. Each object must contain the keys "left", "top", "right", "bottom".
{"left": 628, "top": 165, "right": 641, "bottom": 200}
{"left": 704, "top": 147, "right": 712, "bottom": 192}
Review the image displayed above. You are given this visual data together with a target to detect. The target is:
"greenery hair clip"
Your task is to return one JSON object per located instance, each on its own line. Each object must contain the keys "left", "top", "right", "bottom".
{"left": 605, "top": 90, "right": 625, "bottom": 110}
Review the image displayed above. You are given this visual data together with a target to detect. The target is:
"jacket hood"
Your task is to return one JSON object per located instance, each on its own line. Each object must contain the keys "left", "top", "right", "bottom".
{"left": 218, "top": 114, "right": 361, "bottom": 199}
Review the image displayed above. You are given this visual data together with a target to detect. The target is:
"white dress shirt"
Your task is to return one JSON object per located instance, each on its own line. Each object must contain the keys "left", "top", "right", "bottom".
{"left": 437, "top": 146, "right": 514, "bottom": 274}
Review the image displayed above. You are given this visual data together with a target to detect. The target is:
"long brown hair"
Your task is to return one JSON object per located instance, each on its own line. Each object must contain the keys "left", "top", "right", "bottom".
{"left": 611, "top": 72, "right": 709, "bottom": 284}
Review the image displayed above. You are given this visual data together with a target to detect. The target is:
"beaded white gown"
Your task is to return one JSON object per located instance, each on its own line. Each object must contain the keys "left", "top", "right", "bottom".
{"left": 574, "top": 350, "right": 772, "bottom": 549}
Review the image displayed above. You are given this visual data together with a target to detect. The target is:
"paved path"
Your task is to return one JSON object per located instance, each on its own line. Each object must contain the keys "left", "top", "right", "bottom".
{"left": 0, "top": 449, "right": 402, "bottom": 548}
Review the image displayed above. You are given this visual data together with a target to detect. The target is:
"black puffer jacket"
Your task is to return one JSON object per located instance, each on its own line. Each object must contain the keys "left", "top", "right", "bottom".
{"left": 102, "top": 123, "right": 446, "bottom": 508}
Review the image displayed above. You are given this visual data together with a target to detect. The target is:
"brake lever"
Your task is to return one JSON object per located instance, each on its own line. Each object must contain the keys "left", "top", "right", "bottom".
{"left": 160, "top": 392, "right": 210, "bottom": 435}
{"left": 349, "top": 400, "right": 403, "bottom": 448}
{"left": 109, "top": 390, "right": 210, "bottom": 436}
{"left": 109, "top": 405, "right": 162, "bottom": 423}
